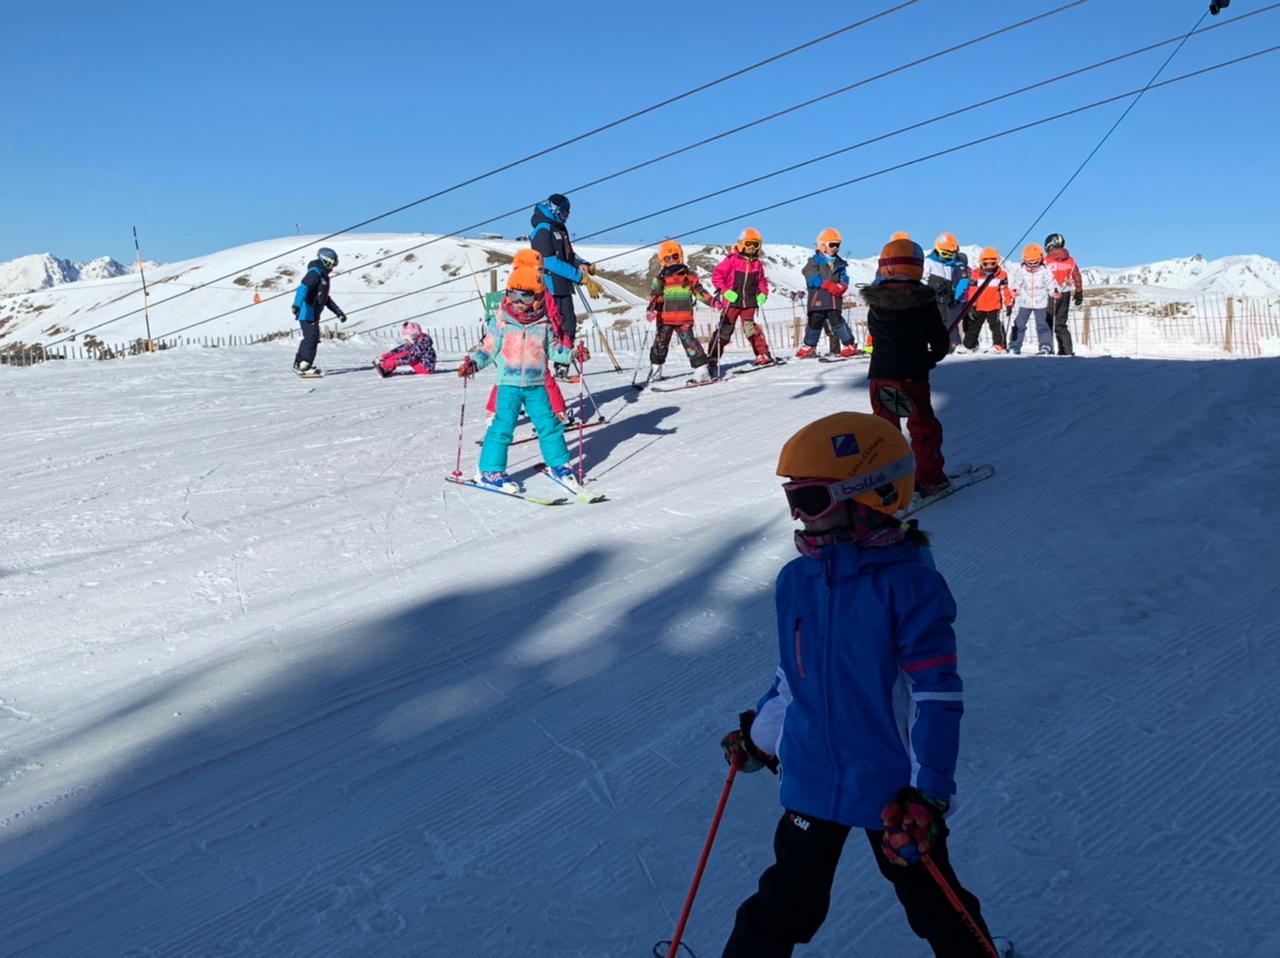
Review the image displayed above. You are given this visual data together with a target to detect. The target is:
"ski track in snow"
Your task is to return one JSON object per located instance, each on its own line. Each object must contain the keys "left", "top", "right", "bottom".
{"left": 0, "top": 340, "right": 1277, "bottom": 957}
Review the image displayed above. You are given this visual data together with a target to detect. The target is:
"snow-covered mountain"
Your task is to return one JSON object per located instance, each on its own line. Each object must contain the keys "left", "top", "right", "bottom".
{"left": 0, "top": 252, "right": 146, "bottom": 295}
{"left": 1, "top": 236, "right": 1276, "bottom": 350}
{"left": 1080, "top": 253, "right": 1280, "bottom": 297}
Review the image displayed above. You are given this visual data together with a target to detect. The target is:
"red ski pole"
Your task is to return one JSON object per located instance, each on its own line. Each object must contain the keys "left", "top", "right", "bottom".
{"left": 451, "top": 371, "right": 469, "bottom": 479}
{"left": 922, "top": 857, "right": 1000, "bottom": 958}
{"left": 659, "top": 755, "right": 741, "bottom": 958}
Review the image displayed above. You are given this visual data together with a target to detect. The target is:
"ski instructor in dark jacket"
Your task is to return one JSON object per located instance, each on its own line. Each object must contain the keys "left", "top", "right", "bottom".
{"left": 530, "top": 193, "right": 594, "bottom": 379}
{"left": 291, "top": 246, "right": 346, "bottom": 376}
{"left": 862, "top": 238, "right": 952, "bottom": 497}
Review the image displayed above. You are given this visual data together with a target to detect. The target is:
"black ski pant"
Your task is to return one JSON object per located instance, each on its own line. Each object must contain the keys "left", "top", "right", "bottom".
{"left": 722, "top": 810, "right": 994, "bottom": 958}
{"left": 1050, "top": 295, "right": 1074, "bottom": 355}
{"left": 650, "top": 322, "right": 708, "bottom": 368}
{"left": 963, "top": 309, "right": 1006, "bottom": 350}
{"left": 294, "top": 321, "right": 320, "bottom": 367}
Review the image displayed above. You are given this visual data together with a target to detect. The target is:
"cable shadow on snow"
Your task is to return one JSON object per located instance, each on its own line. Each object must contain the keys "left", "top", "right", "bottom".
{"left": 0, "top": 523, "right": 783, "bottom": 957}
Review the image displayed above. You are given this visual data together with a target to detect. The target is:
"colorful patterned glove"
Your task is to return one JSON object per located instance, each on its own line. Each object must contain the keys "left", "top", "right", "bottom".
{"left": 879, "top": 787, "right": 948, "bottom": 866}
{"left": 720, "top": 710, "right": 778, "bottom": 774}
{"left": 1073, "top": 291, "right": 1083, "bottom": 307}
{"left": 755, "top": 293, "right": 768, "bottom": 307}
{"left": 722, "top": 290, "right": 739, "bottom": 305}
{"left": 457, "top": 356, "right": 477, "bottom": 379}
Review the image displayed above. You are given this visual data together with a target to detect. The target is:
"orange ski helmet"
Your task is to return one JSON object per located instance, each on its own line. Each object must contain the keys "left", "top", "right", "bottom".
{"left": 816, "top": 228, "right": 842, "bottom": 250}
{"left": 658, "top": 239, "right": 685, "bottom": 265}
{"left": 934, "top": 232, "right": 959, "bottom": 260}
{"left": 512, "top": 248, "right": 544, "bottom": 270}
{"left": 979, "top": 247, "right": 1000, "bottom": 268}
{"left": 507, "top": 266, "right": 546, "bottom": 293}
{"left": 777, "top": 412, "right": 915, "bottom": 515}
{"left": 736, "top": 227, "right": 763, "bottom": 253}
{"left": 1022, "top": 243, "right": 1044, "bottom": 265}
{"left": 891, "top": 230, "right": 911, "bottom": 241}
{"left": 876, "top": 238, "right": 925, "bottom": 282}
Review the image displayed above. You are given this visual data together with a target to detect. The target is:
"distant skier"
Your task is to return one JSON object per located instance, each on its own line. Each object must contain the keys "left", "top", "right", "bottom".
{"left": 458, "top": 267, "right": 581, "bottom": 493}
{"left": 1043, "top": 233, "right": 1084, "bottom": 356}
{"left": 1008, "top": 243, "right": 1062, "bottom": 355}
{"left": 922, "top": 233, "right": 970, "bottom": 348}
{"left": 720, "top": 410, "right": 997, "bottom": 958}
{"left": 375, "top": 322, "right": 437, "bottom": 377}
{"left": 960, "top": 248, "right": 1011, "bottom": 352}
{"left": 709, "top": 228, "right": 775, "bottom": 373}
{"left": 646, "top": 240, "right": 715, "bottom": 383}
{"left": 796, "top": 229, "right": 857, "bottom": 359}
{"left": 483, "top": 249, "right": 575, "bottom": 426}
{"left": 291, "top": 247, "right": 346, "bottom": 376}
{"left": 862, "top": 238, "right": 951, "bottom": 497}
{"left": 529, "top": 193, "right": 597, "bottom": 379}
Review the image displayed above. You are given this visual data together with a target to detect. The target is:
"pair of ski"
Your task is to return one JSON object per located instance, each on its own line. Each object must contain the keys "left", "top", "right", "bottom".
{"left": 445, "top": 463, "right": 607, "bottom": 506}
{"left": 646, "top": 358, "right": 789, "bottom": 393}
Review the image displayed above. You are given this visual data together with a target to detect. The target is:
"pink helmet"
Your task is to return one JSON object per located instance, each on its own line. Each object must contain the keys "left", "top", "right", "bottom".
{"left": 402, "top": 321, "right": 423, "bottom": 342}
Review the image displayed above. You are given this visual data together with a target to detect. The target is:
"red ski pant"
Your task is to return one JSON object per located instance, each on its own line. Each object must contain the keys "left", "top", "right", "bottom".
{"left": 869, "top": 378, "right": 946, "bottom": 489}
{"left": 486, "top": 370, "right": 566, "bottom": 416}
{"left": 708, "top": 307, "right": 770, "bottom": 360}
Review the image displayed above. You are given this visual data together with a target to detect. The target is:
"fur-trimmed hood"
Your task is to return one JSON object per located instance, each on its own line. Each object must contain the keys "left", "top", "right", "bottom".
{"left": 859, "top": 281, "right": 936, "bottom": 310}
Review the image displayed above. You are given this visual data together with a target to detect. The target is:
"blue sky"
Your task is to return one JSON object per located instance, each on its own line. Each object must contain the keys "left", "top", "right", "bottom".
{"left": 4, "top": 0, "right": 1277, "bottom": 267}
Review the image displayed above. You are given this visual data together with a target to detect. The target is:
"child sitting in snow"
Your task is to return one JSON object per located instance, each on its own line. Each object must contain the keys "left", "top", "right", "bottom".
{"left": 459, "top": 266, "right": 584, "bottom": 493}
{"left": 376, "top": 322, "right": 437, "bottom": 377}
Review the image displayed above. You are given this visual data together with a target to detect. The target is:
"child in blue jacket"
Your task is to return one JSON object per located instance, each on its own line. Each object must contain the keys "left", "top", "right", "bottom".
{"left": 720, "top": 411, "right": 997, "bottom": 958}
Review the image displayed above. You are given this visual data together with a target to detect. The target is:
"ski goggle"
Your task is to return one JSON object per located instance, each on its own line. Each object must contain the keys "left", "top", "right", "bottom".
{"left": 740, "top": 241, "right": 761, "bottom": 252}
{"left": 661, "top": 252, "right": 682, "bottom": 264}
{"left": 935, "top": 248, "right": 955, "bottom": 261}
{"left": 980, "top": 259, "right": 999, "bottom": 269}
{"left": 819, "top": 241, "right": 841, "bottom": 251}
{"left": 508, "top": 289, "right": 538, "bottom": 305}
{"left": 782, "top": 455, "right": 915, "bottom": 521}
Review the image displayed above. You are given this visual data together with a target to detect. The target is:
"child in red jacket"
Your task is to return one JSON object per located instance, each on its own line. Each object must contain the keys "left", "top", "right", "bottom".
{"left": 961, "top": 247, "right": 1012, "bottom": 352}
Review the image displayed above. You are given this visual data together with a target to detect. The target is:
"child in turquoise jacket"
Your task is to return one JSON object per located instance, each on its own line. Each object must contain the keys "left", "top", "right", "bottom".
{"left": 460, "top": 266, "right": 578, "bottom": 493}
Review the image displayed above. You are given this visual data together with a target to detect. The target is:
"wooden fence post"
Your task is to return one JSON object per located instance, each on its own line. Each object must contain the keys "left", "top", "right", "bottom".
{"left": 1082, "top": 305, "right": 1092, "bottom": 347}
{"left": 1224, "top": 296, "right": 1234, "bottom": 353}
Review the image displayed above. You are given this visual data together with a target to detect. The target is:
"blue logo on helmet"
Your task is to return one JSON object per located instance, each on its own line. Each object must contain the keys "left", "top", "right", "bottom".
{"left": 830, "top": 433, "right": 860, "bottom": 458}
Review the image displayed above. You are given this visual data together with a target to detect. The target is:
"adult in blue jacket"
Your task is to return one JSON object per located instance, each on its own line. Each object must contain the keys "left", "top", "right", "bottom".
{"left": 529, "top": 193, "right": 592, "bottom": 378}
{"left": 720, "top": 412, "right": 997, "bottom": 958}
{"left": 291, "top": 247, "right": 346, "bottom": 375}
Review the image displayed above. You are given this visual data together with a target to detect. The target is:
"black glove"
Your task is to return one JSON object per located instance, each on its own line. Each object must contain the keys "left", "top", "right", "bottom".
{"left": 337, "top": 312, "right": 348, "bottom": 323}
{"left": 291, "top": 305, "right": 300, "bottom": 318}
{"left": 1073, "top": 291, "right": 1083, "bottom": 307}
{"left": 720, "top": 710, "right": 778, "bottom": 774}
{"left": 1004, "top": 306, "right": 1013, "bottom": 319}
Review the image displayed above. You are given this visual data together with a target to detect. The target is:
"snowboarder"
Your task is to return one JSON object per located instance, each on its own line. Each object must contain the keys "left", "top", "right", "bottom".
{"left": 709, "top": 228, "right": 774, "bottom": 373}
{"left": 529, "top": 193, "right": 598, "bottom": 379}
{"left": 458, "top": 267, "right": 580, "bottom": 493}
{"left": 291, "top": 246, "right": 346, "bottom": 376}
{"left": 1043, "top": 233, "right": 1084, "bottom": 356}
{"left": 483, "top": 249, "right": 575, "bottom": 426}
{"left": 1008, "top": 243, "right": 1062, "bottom": 355}
{"left": 796, "top": 229, "right": 857, "bottom": 359}
{"left": 375, "top": 322, "right": 437, "bottom": 377}
{"left": 720, "top": 410, "right": 997, "bottom": 958}
{"left": 922, "top": 233, "right": 970, "bottom": 348}
{"left": 961, "top": 248, "right": 1011, "bottom": 352}
{"left": 862, "top": 238, "right": 951, "bottom": 497}
{"left": 646, "top": 240, "right": 715, "bottom": 383}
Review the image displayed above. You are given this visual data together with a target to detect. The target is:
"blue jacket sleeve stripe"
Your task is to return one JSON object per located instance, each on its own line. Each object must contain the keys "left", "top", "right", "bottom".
{"left": 544, "top": 256, "right": 582, "bottom": 284}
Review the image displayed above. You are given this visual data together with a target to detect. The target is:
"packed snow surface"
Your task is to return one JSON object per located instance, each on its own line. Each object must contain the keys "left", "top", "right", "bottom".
{"left": 1, "top": 342, "right": 1277, "bottom": 957}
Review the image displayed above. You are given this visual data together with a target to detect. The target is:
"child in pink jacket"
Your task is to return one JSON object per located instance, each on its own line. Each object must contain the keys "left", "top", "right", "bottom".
{"left": 709, "top": 227, "right": 774, "bottom": 372}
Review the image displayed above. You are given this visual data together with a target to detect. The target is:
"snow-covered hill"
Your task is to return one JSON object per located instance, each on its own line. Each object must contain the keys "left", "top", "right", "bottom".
{"left": 1, "top": 343, "right": 1277, "bottom": 956}
{"left": 2, "top": 236, "right": 1277, "bottom": 351}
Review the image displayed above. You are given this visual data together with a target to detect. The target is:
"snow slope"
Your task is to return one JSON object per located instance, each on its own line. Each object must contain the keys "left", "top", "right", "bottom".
{"left": 1, "top": 343, "right": 1277, "bottom": 957}
{"left": 0, "top": 253, "right": 134, "bottom": 295}
{"left": 4, "top": 236, "right": 1277, "bottom": 351}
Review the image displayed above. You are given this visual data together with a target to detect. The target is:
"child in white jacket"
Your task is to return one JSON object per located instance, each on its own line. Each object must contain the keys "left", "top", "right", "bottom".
{"left": 1008, "top": 243, "right": 1062, "bottom": 355}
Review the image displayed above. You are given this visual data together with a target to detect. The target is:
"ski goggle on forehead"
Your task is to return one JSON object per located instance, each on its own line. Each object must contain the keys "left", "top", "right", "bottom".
{"left": 508, "top": 288, "right": 538, "bottom": 305}
{"left": 782, "top": 454, "right": 915, "bottom": 521}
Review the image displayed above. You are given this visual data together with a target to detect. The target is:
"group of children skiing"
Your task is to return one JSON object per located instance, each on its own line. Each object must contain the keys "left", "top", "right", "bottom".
{"left": 285, "top": 201, "right": 1082, "bottom": 954}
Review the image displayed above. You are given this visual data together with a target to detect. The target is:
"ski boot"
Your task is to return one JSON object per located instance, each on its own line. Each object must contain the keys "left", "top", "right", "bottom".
{"left": 550, "top": 463, "right": 584, "bottom": 491}
{"left": 1038, "top": 345, "right": 1054, "bottom": 355}
{"left": 475, "top": 471, "right": 520, "bottom": 494}
{"left": 706, "top": 359, "right": 718, "bottom": 379}
{"left": 689, "top": 365, "right": 711, "bottom": 383}
{"left": 648, "top": 363, "right": 664, "bottom": 383}
{"left": 840, "top": 344, "right": 857, "bottom": 357}
{"left": 294, "top": 360, "right": 322, "bottom": 378}
{"left": 374, "top": 360, "right": 394, "bottom": 378}
{"left": 795, "top": 345, "right": 816, "bottom": 359}
{"left": 753, "top": 353, "right": 774, "bottom": 366}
